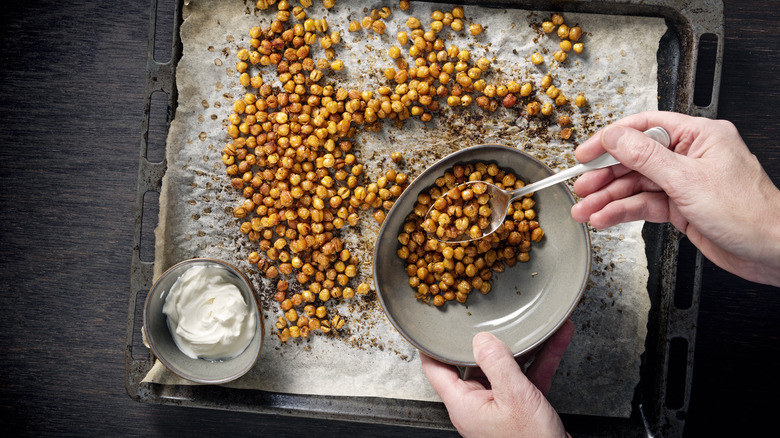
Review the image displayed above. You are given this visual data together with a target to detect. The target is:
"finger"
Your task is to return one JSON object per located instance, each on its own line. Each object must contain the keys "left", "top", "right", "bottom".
{"left": 472, "top": 332, "right": 534, "bottom": 404}
{"left": 573, "top": 112, "right": 665, "bottom": 163}
{"left": 573, "top": 163, "right": 653, "bottom": 198}
{"left": 419, "top": 353, "right": 464, "bottom": 403}
{"left": 572, "top": 156, "right": 662, "bottom": 198}
{"left": 574, "top": 129, "right": 613, "bottom": 163}
{"left": 574, "top": 111, "right": 699, "bottom": 163}
{"left": 571, "top": 172, "right": 663, "bottom": 223}
{"left": 607, "top": 111, "right": 696, "bottom": 136}
{"left": 599, "top": 125, "right": 691, "bottom": 193}
{"left": 420, "top": 353, "right": 484, "bottom": 403}
{"left": 587, "top": 191, "right": 672, "bottom": 229}
{"left": 572, "top": 166, "right": 622, "bottom": 198}
{"left": 526, "top": 319, "right": 574, "bottom": 395}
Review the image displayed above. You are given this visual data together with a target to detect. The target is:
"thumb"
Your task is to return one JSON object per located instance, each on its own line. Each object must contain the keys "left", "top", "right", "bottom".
{"left": 600, "top": 125, "right": 685, "bottom": 189}
{"left": 473, "top": 332, "right": 536, "bottom": 404}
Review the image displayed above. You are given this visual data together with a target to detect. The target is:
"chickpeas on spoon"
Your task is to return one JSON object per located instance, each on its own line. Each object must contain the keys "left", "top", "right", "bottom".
{"left": 423, "top": 127, "right": 671, "bottom": 243}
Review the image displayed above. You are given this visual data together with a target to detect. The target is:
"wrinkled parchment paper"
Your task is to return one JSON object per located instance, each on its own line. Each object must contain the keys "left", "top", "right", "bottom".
{"left": 145, "top": 0, "right": 666, "bottom": 418}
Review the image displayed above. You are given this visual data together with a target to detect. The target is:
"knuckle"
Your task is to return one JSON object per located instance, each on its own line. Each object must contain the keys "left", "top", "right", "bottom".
{"left": 713, "top": 118, "right": 737, "bottom": 135}
{"left": 625, "top": 134, "right": 660, "bottom": 170}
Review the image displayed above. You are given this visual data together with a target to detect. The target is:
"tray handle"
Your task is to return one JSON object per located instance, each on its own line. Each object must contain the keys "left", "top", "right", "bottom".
{"left": 691, "top": 31, "right": 723, "bottom": 118}
{"left": 687, "top": 0, "right": 724, "bottom": 118}
{"left": 126, "top": 0, "right": 182, "bottom": 399}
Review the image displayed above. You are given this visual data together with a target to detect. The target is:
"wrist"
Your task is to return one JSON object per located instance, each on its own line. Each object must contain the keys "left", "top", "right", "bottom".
{"left": 751, "top": 182, "right": 780, "bottom": 286}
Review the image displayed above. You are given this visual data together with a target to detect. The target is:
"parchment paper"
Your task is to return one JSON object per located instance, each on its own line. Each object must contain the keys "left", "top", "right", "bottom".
{"left": 145, "top": 0, "right": 666, "bottom": 418}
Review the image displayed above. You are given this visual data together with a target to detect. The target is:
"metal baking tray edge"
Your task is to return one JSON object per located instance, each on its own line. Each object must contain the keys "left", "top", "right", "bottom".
{"left": 125, "top": 0, "right": 723, "bottom": 436}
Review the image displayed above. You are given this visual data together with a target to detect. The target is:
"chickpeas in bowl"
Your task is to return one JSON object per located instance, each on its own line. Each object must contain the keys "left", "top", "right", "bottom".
{"left": 373, "top": 144, "right": 590, "bottom": 366}
{"left": 396, "top": 160, "right": 545, "bottom": 307}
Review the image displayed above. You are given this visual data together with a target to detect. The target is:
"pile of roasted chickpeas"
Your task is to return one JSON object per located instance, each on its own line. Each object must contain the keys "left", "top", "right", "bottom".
{"left": 398, "top": 162, "right": 544, "bottom": 307}
{"left": 223, "top": 0, "right": 584, "bottom": 339}
{"left": 420, "top": 180, "right": 493, "bottom": 242}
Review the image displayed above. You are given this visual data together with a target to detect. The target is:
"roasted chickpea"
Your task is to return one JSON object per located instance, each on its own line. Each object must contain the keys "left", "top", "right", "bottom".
{"left": 540, "top": 74, "right": 553, "bottom": 89}
{"left": 520, "top": 82, "right": 533, "bottom": 97}
{"left": 388, "top": 46, "right": 401, "bottom": 59}
{"left": 526, "top": 101, "right": 541, "bottom": 116}
{"left": 452, "top": 6, "right": 464, "bottom": 18}
{"left": 541, "top": 102, "right": 553, "bottom": 116}
{"left": 569, "top": 26, "right": 583, "bottom": 41}
{"left": 553, "top": 50, "right": 567, "bottom": 63}
{"left": 372, "top": 20, "right": 386, "bottom": 35}
{"left": 502, "top": 94, "right": 517, "bottom": 108}
{"left": 557, "top": 24, "right": 570, "bottom": 40}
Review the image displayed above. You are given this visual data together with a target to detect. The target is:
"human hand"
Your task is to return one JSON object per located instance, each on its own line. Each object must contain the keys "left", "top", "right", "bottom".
{"left": 421, "top": 319, "right": 574, "bottom": 438}
{"left": 570, "top": 111, "right": 780, "bottom": 286}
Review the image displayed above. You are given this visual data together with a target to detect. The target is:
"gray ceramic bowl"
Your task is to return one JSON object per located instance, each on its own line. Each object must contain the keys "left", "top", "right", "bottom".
{"left": 373, "top": 145, "right": 591, "bottom": 366}
{"left": 143, "top": 258, "right": 264, "bottom": 384}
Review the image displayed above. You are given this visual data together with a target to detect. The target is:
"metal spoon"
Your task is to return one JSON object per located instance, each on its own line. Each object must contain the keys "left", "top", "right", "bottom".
{"left": 426, "top": 127, "right": 671, "bottom": 243}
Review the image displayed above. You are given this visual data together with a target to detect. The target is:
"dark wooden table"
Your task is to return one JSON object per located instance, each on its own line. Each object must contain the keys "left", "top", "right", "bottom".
{"left": 1, "top": 1, "right": 777, "bottom": 436}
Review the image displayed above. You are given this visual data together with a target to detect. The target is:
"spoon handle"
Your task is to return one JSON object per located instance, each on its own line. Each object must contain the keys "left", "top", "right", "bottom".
{"left": 508, "top": 127, "right": 670, "bottom": 200}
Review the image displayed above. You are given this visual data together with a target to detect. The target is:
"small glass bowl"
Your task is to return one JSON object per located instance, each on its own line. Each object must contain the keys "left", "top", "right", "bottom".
{"left": 143, "top": 258, "right": 264, "bottom": 384}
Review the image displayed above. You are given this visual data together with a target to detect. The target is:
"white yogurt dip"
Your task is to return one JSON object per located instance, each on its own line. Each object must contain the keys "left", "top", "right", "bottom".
{"left": 162, "top": 265, "right": 256, "bottom": 360}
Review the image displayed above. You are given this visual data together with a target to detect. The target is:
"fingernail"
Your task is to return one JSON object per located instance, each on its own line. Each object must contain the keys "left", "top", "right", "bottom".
{"left": 601, "top": 125, "right": 626, "bottom": 151}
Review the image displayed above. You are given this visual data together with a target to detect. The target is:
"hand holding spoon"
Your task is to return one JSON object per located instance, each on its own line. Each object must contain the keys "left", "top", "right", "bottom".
{"left": 425, "top": 127, "right": 671, "bottom": 243}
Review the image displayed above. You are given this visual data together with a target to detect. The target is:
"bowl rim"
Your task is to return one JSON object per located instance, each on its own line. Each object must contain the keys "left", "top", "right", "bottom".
{"left": 373, "top": 144, "right": 591, "bottom": 366}
{"left": 142, "top": 257, "right": 264, "bottom": 384}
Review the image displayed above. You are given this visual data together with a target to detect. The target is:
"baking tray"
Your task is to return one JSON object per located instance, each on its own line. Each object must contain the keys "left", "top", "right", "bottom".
{"left": 125, "top": 0, "right": 723, "bottom": 435}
